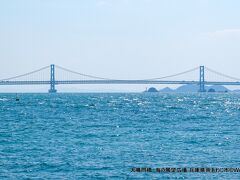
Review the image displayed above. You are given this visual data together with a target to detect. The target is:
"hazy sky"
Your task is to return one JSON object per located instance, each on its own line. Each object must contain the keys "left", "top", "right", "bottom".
{"left": 1, "top": 0, "right": 240, "bottom": 92}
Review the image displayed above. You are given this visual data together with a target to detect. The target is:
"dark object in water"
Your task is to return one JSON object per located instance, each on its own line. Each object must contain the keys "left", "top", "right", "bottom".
{"left": 208, "top": 88, "right": 216, "bottom": 93}
{"left": 16, "top": 94, "right": 20, "bottom": 101}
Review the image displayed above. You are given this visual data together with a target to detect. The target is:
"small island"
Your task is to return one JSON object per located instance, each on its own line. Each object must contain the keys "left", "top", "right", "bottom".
{"left": 144, "top": 87, "right": 158, "bottom": 92}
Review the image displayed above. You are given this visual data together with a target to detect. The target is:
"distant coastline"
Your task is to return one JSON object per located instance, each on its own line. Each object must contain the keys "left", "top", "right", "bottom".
{"left": 144, "top": 84, "right": 239, "bottom": 93}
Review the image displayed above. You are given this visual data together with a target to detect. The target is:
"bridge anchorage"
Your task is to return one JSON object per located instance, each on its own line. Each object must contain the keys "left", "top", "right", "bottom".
{"left": 0, "top": 64, "right": 240, "bottom": 93}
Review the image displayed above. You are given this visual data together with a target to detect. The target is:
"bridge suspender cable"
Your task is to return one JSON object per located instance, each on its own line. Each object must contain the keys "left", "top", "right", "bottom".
{"left": 205, "top": 67, "right": 240, "bottom": 81}
{"left": 55, "top": 65, "right": 114, "bottom": 80}
{"left": 55, "top": 65, "right": 200, "bottom": 81}
{"left": 143, "top": 67, "right": 199, "bottom": 81}
{"left": 0, "top": 64, "right": 200, "bottom": 82}
{"left": 1, "top": 64, "right": 240, "bottom": 82}
{"left": 0, "top": 66, "right": 50, "bottom": 81}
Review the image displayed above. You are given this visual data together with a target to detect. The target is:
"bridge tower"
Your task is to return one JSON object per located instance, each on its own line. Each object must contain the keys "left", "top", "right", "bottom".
{"left": 199, "top": 66, "right": 205, "bottom": 92}
{"left": 49, "top": 64, "right": 57, "bottom": 93}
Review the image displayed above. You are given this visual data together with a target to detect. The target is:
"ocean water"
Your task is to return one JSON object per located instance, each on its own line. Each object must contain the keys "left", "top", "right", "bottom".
{"left": 0, "top": 93, "right": 240, "bottom": 179}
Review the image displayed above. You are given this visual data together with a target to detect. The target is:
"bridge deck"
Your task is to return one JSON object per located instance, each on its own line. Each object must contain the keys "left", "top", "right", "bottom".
{"left": 0, "top": 80, "right": 240, "bottom": 86}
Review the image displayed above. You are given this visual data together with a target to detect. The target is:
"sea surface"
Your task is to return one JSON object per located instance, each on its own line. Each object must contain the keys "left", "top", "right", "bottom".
{"left": 0, "top": 93, "right": 240, "bottom": 179}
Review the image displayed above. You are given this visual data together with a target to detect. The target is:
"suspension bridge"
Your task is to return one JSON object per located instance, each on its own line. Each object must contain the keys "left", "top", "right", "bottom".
{"left": 0, "top": 64, "right": 240, "bottom": 93}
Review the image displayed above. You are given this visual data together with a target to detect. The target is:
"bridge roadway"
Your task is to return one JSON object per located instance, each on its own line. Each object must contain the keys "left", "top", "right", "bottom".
{"left": 1, "top": 80, "right": 240, "bottom": 86}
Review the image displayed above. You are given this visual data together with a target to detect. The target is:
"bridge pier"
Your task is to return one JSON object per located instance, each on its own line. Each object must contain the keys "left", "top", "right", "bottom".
{"left": 199, "top": 66, "right": 206, "bottom": 92}
{"left": 49, "top": 64, "right": 57, "bottom": 93}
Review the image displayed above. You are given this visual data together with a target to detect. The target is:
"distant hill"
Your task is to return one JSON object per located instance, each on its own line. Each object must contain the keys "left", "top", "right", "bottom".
{"left": 175, "top": 84, "right": 199, "bottom": 92}
{"left": 207, "top": 85, "right": 229, "bottom": 92}
{"left": 158, "top": 87, "right": 174, "bottom": 93}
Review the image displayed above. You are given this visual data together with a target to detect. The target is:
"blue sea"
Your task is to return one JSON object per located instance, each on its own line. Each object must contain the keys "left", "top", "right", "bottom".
{"left": 0, "top": 93, "right": 240, "bottom": 179}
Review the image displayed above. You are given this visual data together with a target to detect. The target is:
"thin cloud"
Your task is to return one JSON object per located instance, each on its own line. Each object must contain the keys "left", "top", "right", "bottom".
{"left": 96, "top": 0, "right": 112, "bottom": 7}
{"left": 203, "top": 29, "right": 240, "bottom": 38}
{"left": 96, "top": 0, "right": 131, "bottom": 7}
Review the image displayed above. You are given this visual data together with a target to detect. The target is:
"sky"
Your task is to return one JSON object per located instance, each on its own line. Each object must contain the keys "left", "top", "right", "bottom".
{"left": 1, "top": 0, "right": 240, "bottom": 92}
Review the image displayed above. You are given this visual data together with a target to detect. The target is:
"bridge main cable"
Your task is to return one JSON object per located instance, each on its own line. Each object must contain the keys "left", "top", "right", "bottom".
{"left": 142, "top": 67, "right": 199, "bottom": 81}
{"left": 56, "top": 65, "right": 199, "bottom": 81}
{"left": 205, "top": 67, "right": 240, "bottom": 81}
{"left": 55, "top": 65, "right": 115, "bottom": 80}
{"left": 0, "top": 65, "right": 50, "bottom": 81}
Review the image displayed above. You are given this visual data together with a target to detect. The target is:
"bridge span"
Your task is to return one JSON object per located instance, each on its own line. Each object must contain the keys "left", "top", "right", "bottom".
{"left": 0, "top": 65, "right": 240, "bottom": 93}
